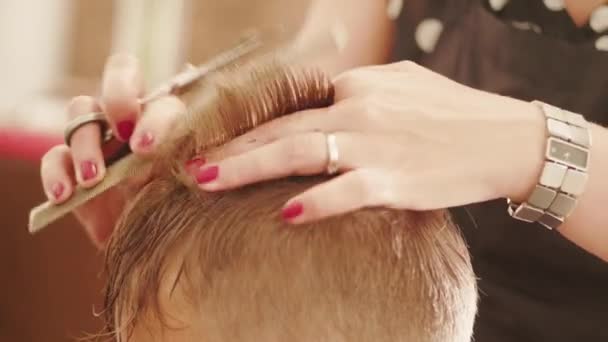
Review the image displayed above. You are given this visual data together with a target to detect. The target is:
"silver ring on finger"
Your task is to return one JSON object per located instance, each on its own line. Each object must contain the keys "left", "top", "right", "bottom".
{"left": 325, "top": 133, "right": 340, "bottom": 175}
{"left": 63, "top": 112, "right": 113, "bottom": 146}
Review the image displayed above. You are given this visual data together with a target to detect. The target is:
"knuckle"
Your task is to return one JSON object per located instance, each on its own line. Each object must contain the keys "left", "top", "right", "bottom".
{"left": 69, "top": 124, "right": 103, "bottom": 154}
{"left": 221, "top": 138, "right": 255, "bottom": 157}
{"left": 106, "top": 53, "right": 138, "bottom": 69}
{"left": 217, "top": 162, "right": 238, "bottom": 187}
{"left": 333, "top": 68, "right": 370, "bottom": 99}
{"left": 282, "top": 135, "right": 312, "bottom": 166}
{"left": 282, "top": 133, "right": 323, "bottom": 173}
{"left": 147, "top": 94, "right": 181, "bottom": 109}
{"left": 355, "top": 170, "right": 395, "bottom": 205}
{"left": 384, "top": 173, "right": 403, "bottom": 204}
{"left": 354, "top": 170, "right": 379, "bottom": 202}
{"left": 41, "top": 145, "right": 66, "bottom": 164}
{"left": 67, "top": 96, "right": 96, "bottom": 117}
{"left": 355, "top": 95, "right": 381, "bottom": 124}
{"left": 244, "top": 155, "right": 265, "bottom": 180}
{"left": 142, "top": 96, "right": 185, "bottom": 123}
{"left": 40, "top": 145, "right": 69, "bottom": 175}
{"left": 164, "top": 95, "right": 186, "bottom": 109}
{"left": 398, "top": 60, "right": 420, "bottom": 72}
{"left": 103, "top": 77, "right": 137, "bottom": 100}
{"left": 303, "top": 197, "right": 323, "bottom": 217}
{"left": 334, "top": 69, "right": 358, "bottom": 85}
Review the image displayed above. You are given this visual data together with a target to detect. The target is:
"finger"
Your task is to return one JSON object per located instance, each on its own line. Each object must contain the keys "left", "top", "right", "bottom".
{"left": 67, "top": 96, "right": 106, "bottom": 188}
{"left": 220, "top": 96, "right": 391, "bottom": 158}
{"left": 194, "top": 132, "right": 394, "bottom": 191}
{"left": 129, "top": 95, "right": 186, "bottom": 154}
{"left": 281, "top": 169, "right": 396, "bottom": 224}
{"left": 193, "top": 131, "right": 327, "bottom": 190}
{"left": 218, "top": 97, "right": 376, "bottom": 157}
{"left": 100, "top": 53, "right": 143, "bottom": 142}
{"left": 220, "top": 107, "right": 332, "bottom": 156}
{"left": 40, "top": 145, "right": 75, "bottom": 204}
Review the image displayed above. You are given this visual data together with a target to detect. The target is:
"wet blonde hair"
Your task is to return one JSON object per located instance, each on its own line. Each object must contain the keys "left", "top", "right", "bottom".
{"left": 102, "top": 58, "right": 477, "bottom": 341}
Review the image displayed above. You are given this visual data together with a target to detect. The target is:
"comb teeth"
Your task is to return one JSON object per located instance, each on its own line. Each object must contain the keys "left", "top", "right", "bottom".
{"left": 28, "top": 155, "right": 151, "bottom": 234}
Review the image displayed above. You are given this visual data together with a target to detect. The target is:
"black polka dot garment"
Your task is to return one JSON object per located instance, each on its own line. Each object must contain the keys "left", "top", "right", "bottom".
{"left": 485, "top": 0, "right": 608, "bottom": 50}
{"left": 390, "top": 1, "right": 608, "bottom": 342}
{"left": 405, "top": 0, "right": 608, "bottom": 54}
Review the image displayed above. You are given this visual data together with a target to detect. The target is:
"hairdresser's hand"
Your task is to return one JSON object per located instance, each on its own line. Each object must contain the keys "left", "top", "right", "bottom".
{"left": 40, "top": 53, "right": 185, "bottom": 247}
{"left": 193, "top": 61, "right": 547, "bottom": 223}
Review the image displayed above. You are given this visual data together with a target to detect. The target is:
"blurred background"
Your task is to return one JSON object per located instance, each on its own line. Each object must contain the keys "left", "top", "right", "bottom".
{"left": 0, "top": 1, "right": 309, "bottom": 340}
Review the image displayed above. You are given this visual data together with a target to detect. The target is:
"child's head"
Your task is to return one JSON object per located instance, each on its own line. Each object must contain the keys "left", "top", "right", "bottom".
{"left": 102, "top": 59, "right": 477, "bottom": 342}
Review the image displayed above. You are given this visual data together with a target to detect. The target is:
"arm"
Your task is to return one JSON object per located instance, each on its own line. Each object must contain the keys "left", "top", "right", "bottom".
{"left": 293, "top": 0, "right": 395, "bottom": 75}
{"left": 189, "top": 61, "right": 608, "bottom": 263}
{"left": 291, "top": 1, "right": 608, "bottom": 261}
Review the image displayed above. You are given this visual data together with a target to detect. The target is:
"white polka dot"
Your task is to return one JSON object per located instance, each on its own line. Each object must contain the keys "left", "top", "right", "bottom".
{"left": 511, "top": 21, "right": 542, "bottom": 34}
{"left": 543, "top": 0, "right": 565, "bottom": 11}
{"left": 489, "top": 0, "right": 509, "bottom": 11}
{"left": 415, "top": 18, "right": 444, "bottom": 53}
{"left": 590, "top": 6, "right": 608, "bottom": 33}
{"left": 387, "top": 0, "right": 404, "bottom": 20}
{"left": 595, "top": 35, "right": 608, "bottom": 51}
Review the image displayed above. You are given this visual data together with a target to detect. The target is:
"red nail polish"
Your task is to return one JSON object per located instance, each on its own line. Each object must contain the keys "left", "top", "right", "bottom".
{"left": 195, "top": 165, "right": 219, "bottom": 184}
{"left": 117, "top": 120, "right": 135, "bottom": 141}
{"left": 81, "top": 160, "right": 98, "bottom": 181}
{"left": 51, "top": 183, "right": 64, "bottom": 199}
{"left": 282, "top": 202, "right": 304, "bottom": 221}
{"left": 138, "top": 132, "right": 154, "bottom": 149}
{"left": 185, "top": 157, "right": 206, "bottom": 174}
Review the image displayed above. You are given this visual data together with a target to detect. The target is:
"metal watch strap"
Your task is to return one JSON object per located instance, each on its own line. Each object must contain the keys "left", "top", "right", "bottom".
{"left": 507, "top": 101, "right": 592, "bottom": 230}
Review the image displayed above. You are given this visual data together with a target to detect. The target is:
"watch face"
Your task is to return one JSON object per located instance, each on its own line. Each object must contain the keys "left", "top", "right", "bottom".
{"left": 546, "top": 138, "right": 589, "bottom": 171}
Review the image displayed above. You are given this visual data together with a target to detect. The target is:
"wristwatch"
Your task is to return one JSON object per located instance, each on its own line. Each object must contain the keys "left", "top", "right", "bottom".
{"left": 507, "top": 101, "right": 592, "bottom": 230}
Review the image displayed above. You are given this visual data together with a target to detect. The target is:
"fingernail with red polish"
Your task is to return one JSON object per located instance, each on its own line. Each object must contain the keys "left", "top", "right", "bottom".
{"left": 137, "top": 132, "right": 155, "bottom": 150}
{"left": 51, "top": 183, "right": 64, "bottom": 200}
{"left": 117, "top": 120, "right": 135, "bottom": 141}
{"left": 195, "top": 165, "right": 219, "bottom": 184}
{"left": 81, "top": 160, "right": 98, "bottom": 181}
{"left": 185, "top": 157, "right": 206, "bottom": 174}
{"left": 282, "top": 202, "right": 304, "bottom": 221}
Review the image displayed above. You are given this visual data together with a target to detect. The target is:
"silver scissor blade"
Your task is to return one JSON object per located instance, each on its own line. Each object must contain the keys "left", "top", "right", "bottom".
{"left": 140, "top": 33, "right": 263, "bottom": 104}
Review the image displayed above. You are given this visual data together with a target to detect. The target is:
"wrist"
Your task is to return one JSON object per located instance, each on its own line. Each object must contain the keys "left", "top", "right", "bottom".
{"left": 504, "top": 101, "right": 592, "bottom": 230}
{"left": 497, "top": 100, "right": 547, "bottom": 202}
